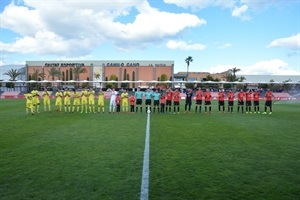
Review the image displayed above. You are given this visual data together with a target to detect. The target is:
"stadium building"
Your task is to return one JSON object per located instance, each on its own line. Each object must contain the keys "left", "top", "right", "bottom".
{"left": 25, "top": 60, "right": 174, "bottom": 88}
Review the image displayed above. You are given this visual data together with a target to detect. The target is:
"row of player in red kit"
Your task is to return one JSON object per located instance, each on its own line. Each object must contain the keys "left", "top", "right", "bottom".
{"left": 163, "top": 88, "right": 273, "bottom": 101}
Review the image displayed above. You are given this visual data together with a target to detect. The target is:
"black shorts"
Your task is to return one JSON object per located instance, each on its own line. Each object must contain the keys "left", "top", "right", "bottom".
{"left": 154, "top": 100, "right": 159, "bottom": 106}
{"left": 145, "top": 99, "right": 151, "bottom": 105}
{"left": 254, "top": 101, "right": 259, "bottom": 106}
{"left": 238, "top": 100, "right": 244, "bottom": 106}
{"left": 205, "top": 101, "right": 211, "bottom": 106}
{"left": 166, "top": 100, "right": 172, "bottom": 106}
{"left": 218, "top": 101, "right": 224, "bottom": 106}
{"left": 174, "top": 101, "right": 179, "bottom": 106}
{"left": 228, "top": 101, "right": 234, "bottom": 106}
{"left": 196, "top": 100, "right": 202, "bottom": 105}
{"left": 265, "top": 101, "right": 272, "bottom": 106}
{"left": 246, "top": 101, "right": 252, "bottom": 106}
{"left": 136, "top": 99, "right": 142, "bottom": 105}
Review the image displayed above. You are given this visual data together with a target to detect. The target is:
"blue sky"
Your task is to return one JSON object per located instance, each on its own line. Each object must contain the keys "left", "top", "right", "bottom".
{"left": 0, "top": 0, "right": 299, "bottom": 77}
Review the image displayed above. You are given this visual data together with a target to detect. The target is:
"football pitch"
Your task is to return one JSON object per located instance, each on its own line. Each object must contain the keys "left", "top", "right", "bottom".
{"left": 0, "top": 99, "right": 299, "bottom": 200}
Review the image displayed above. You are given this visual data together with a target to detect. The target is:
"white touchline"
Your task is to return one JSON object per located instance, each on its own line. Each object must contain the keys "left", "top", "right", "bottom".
{"left": 140, "top": 107, "right": 151, "bottom": 200}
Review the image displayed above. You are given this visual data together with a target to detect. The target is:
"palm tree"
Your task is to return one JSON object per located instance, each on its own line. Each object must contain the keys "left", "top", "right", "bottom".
{"left": 3, "top": 69, "right": 21, "bottom": 81}
{"left": 73, "top": 65, "right": 87, "bottom": 81}
{"left": 185, "top": 56, "right": 193, "bottom": 81}
{"left": 47, "top": 67, "right": 60, "bottom": 81}
{"left": 73, "top": 65, "right": 87, "bottom": 87}
{"left": 3, "top": 69, "right": 21, "bottom": 91}
{"left": 31, "top": 68, "right": 44, "bottom": 81}
{"left": 224, "top": 67, "right": 241, "bottom": 82}
{"left": 230, "top": 67, "right": 241, "bottom": 81}
{"left": 238, "top": 76, "right": 246, "bottom": 82}
{"left": 223, "top": 70, "right": 233, "bottom": 82}
{"left": 29, "top": 68, "right": 44, "bottom": 90}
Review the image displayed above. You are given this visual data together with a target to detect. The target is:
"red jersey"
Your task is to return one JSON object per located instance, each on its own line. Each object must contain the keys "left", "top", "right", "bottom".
{"left": 129, "top": 96, "right": 135, "bottom": 106}
{"left": 218, "top": 91, "right": 225, "bottom": 101}
{"left": 253, "top": 91, "right": 260, "bottom": 101}
{"left": 204, "top": 91, "right": 211, "bottom": 101}
{"left": 246, "top": 91, "right": 252, "bottom": 101}
{"left": 238, "top": 92, "right": 245, "bottom": 101}
{"left": 160, "top": 95, "right": 166, "bottom": 104}
{"left": 228, "top": 91, "right": 235, "bottom": 102}
{"left": 166, "top": 91, "right": 173, "bottom": 101}
{"left": 265, "top": 91, "right": 273, "bottom": 101}
{"left": 116, "top": 96, "right": 121, "bottom": 105}
{"left": 196, "top": 90, "right": 203, "bottom": 100}
{"left": 173, "top": 91, "right": 180, "bottom": 102}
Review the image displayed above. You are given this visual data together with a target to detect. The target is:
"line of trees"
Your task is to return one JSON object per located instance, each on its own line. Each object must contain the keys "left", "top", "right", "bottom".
{"left": 1, "top": 65, "right": 88, "bottom": 90}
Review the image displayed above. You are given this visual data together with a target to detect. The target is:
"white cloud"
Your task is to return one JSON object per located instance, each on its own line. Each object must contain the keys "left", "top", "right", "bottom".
{"left": 207, "top": 59, "right": 300, "bottom": 75}
{"left": 217, "top": 43, "right": 232, "bottom": 49}
{"left": 231, "top": 5, "right": 250, "bottom": 20}
{"left": 165, "top": 0, "right": 249, "bottom": 20}
{"left": 166, "top": 40, "right": 206, "bottom": 51}
{"left": 0, "top": 0, "right": 206, "bottom": 55}
{"left": 267, "top": 33, "right": 300, "bottom": 50}
{"left": 164, "top": 0, "right": 298, "bottom": 20}
{"left": 0, "top": 2, "right": 45, "bottom": 36}
{"left": 0, "top": 60, "right": 6, "bottom": 66}
{"left": 163, "top": 0, "right": 235, "bottom": 9}
{"left": 240, "top": 0, "right": 292, "bottom": 10}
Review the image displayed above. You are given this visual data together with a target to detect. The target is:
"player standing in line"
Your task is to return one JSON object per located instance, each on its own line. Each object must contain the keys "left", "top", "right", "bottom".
{"left": 115, "top": 94, "right": 121, "bottom": 114}
{"left": 72, "top": 88, "right": 81, "bottom": 112}
{"left": 109, "top": 87, "right": 117, "bottom": 113}
{"left": 184, "top": 88, "right": 193, "bottom": 113}
{"left": 24, "top": 91, "right": 34, "bottom": 115}
{"left": 152, "top": 89, "right": 161, "bottom": 113}
{"left": 253, "top": 89, "right": 260, "bottom": 114}
{"left": 237, "top": 89, "right": 245, "bottom": 113}
{"left": 88, "top": 87, "right": 95, "bottom": 113}
{"left": 262, "top": 88, "right": 273, "bottom": 114}
{"left": 135, "top": 87, "right": 143, "bottom": 113}
{"left": 144, "top": 89, "right": 153, "bottom": 113}
{"left": 245, "top": 89, "right": 252, "bottom": 114}
{"left": 204, "top": 88, "right": 212, "bottom": 113}
{"left": 173, "top": 88, "right": 180, "bottom": 114}
{"left": 55, "top": 89, "right": 63, "bottom": 112}
{"left": 227, "top": 89, "right": 235, "bottom": 113}
{"left": 42, "top": 88, "right": 51, "bottom": 112}
{"left": 81, "top": 88, "right": 89, "bottom": 113}
{"left": 97, "top": 89, "right": 105, "bottom": 113}
{"left": 218, "top": 89, "right": 225, "bottom": 113}
{"left": 166, "top": 88, "right": 173, "bottom": 113}
{"left": 160, "top": 92, "right": 166, "bottom": 113}
{"left": 63, "top": 88, "right": 71, "bottom": 113}
{"left": 121, "top": 89, "right": 129, "bottom": 113}
{"left": 129, "top": 94, "right": 135, "bottom": 114}
{"left": 31, "top": 88, "right": 40, "bottom": 113}
{"left": 195, "top": 88, "right": 203, "bottom": 113}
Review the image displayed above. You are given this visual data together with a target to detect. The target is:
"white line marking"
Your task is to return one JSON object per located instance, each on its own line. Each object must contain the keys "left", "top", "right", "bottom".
{"left": 140, "top": 106, "right": 151, "bottom": 200}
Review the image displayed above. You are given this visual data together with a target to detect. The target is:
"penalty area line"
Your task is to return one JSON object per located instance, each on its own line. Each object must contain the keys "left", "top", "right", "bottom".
{"left": 140, "top": 107, "right": 151, "bottom": 200}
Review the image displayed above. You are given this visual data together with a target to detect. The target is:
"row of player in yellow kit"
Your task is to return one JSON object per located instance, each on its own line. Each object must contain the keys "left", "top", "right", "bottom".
{"left": 54, "top": 87, "right": 105, "bottom": 113}
{"left": 24, "top": 87, "right": 129, "bottom": 114}
{"left": 24, "top": 88, "right": 41, "bottom": 114}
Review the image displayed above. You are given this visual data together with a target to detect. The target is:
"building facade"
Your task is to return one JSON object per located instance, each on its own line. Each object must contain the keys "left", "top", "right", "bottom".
{"left": 174, "top": 71, "right": 227, "bottom": 81}
{"left": 25, "top": 60, "right": 174, "bottom": 88}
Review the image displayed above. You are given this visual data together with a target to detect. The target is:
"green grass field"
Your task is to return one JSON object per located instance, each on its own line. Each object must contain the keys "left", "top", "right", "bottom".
{"left": 0, "top": 99, "right": 299, "bottom": 200}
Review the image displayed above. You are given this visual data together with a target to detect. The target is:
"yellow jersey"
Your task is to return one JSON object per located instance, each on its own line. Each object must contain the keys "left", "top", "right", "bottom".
{"left": 42, "top": 91, "right": 50, "bottom": 99}
{"left": 98, "top": 91, "right": 105, "bottom": 101}
{"left": 89, "top": 90, "right": 95, "bottom": 99}
{"left": 24, "top": 93, "right": 33, "bottom": 103}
